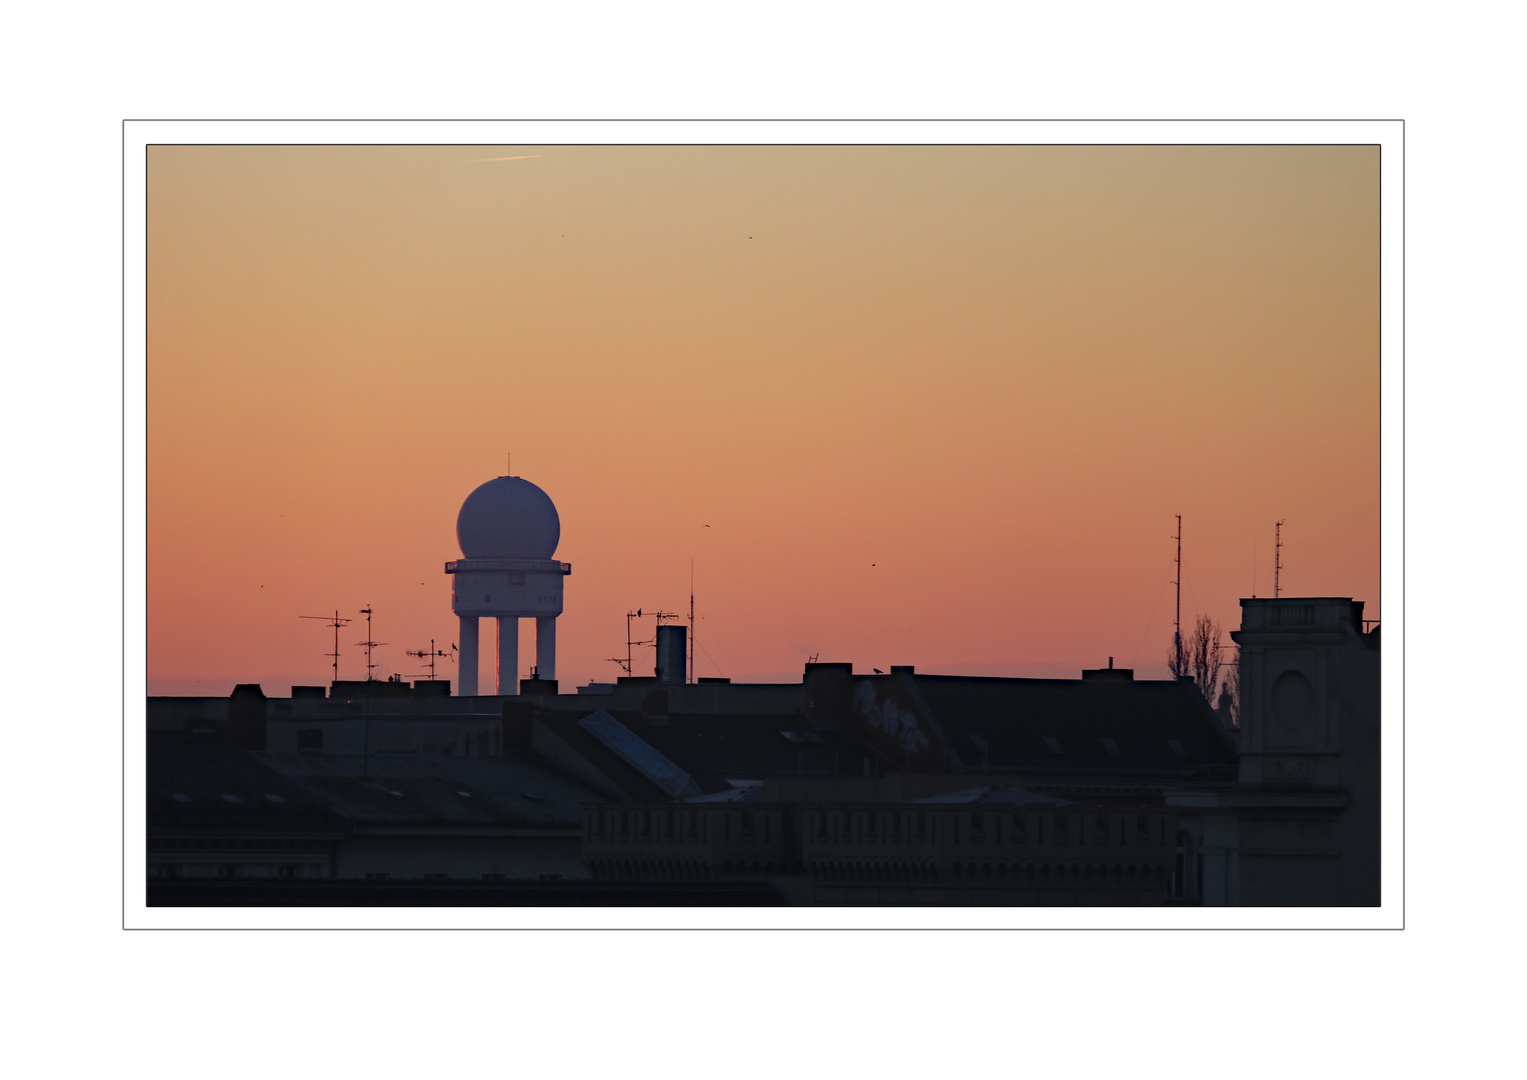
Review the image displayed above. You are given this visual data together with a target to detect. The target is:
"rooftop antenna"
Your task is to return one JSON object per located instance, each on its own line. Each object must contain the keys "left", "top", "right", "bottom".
{"left": 689, "top": 558, "right": 695, "bottom": 685}
{"left": 607, "top": 609, "right": 644, "bottom": 676}
{"left": 406, "top": 639, "right": 454, "bottom": 682}
{"left": 507, "top": 451, "right": 511, "bottom": 476}
{"left": 356, "top": 606, "right": 387, "bottom": 682}
{"left": 1275, "top": 520, "right": 1286, "bottom": 598}
{"left": 1173, "top": 514, "right": 1183, "bottom": 676}
{"left": 607, "top": 609, "right": 678, "bottom": 676}
{"left": 300, "top": 610, "right": 352, "bottom": 684}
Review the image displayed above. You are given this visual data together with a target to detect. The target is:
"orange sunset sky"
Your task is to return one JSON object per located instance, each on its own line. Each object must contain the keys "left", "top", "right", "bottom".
{"left": 146, "top": 144, "right": 1379, "bottom": 696}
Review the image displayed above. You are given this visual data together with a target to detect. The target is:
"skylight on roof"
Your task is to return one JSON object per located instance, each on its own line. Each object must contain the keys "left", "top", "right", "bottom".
{"left": 781, "top": 731, "right": 807, "bottom": 744}
{"left": 264, "top": 793, "right": 286, "bottom": 803}
{"left": 579, "top": 710, "right": 701, "bottom": 798}
{"left": 456, "top": 791, "right": 473, "bottom": 798}
{"left": 220, "top": 794, "right": 243, "bottom": 803}
{"left": 170, "top": 794, "right": 191, "bottom": 803}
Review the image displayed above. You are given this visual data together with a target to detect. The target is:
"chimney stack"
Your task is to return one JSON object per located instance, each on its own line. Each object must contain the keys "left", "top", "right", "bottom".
{"left": 655, "top": 624, "right": 686, "bottom": 685}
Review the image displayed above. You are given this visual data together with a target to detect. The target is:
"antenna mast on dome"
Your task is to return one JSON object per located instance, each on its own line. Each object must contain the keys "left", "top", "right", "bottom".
{"left": 300, "top": 610, "right": 352, "bottom": 684}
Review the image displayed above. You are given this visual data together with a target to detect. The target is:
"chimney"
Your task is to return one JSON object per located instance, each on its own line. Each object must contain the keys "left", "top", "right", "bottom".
{"left": 655, "top": 624, "right": 686, "bottom": 685}
{"left": 226, "top": 684, "right": 268, "bottom": 749}
{"left": 518, "top": 676, "right": 558, "bottom": 696}
{"left": 1082, "top": 660, "right": 1134, "bottom": 681}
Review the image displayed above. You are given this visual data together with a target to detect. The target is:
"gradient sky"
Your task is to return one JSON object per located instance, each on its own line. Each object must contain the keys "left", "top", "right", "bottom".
{"left": 147, "top": 144, "right": 1379, "bottom": 695}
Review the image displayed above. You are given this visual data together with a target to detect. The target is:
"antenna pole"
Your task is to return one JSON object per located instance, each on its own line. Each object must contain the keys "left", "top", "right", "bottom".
{"left": 356, "top": 607, "right": 387, "bottom": 682}
{"left": 1173, "top": 515, "right": 1183, "bottom": 676}
{"left": 1275, "top": 520, "right": 1285, "bottom": 598}
{"left": 301, "top": 610, "right": 353, "bottom": 684}
{"left": 405, "top": 639, "right": 453, "bottom": 682}
{"left": 689, "top": 558, "right": 695, "bottom": 685}
{"left": 362, "top": 607, "right": 373, "bottom": 680}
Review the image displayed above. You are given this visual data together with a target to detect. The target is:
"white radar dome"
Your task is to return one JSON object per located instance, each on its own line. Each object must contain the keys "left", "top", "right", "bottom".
{"left": 456, "top": 476, "right": 561, "bottom": 559}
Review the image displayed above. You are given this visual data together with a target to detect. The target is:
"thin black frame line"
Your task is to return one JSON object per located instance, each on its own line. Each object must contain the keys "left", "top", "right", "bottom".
{"left": 121, "top": 118, "right": 127, "bottom": 930}
{"left": 124, "top": 117, "right": 1406, "bottom": 123}
{"left": 140, "top": 142, "right": 1384, "bottom": 149}
{"left": 125, "top": 129, "right": 1401, "bottom": 930}
{"left": 129, "top": 922, "right": 1394, "bottom": 932}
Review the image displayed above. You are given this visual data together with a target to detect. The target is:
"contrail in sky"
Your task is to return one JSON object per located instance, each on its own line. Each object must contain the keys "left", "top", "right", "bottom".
{"left": 468, "top": 154, "right": 543, "bottom": 162}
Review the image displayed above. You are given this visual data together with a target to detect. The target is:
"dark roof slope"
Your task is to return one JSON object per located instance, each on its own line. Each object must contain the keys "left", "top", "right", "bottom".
{"left": 254, "top": 753, "right": 601, "bottom": 828}
{"left": 147, "top": 733, "right": 345, "bottom": 833}
{"left": 912, "top": 675, "right": 1236, "bottom": 778}
{"left": 534, "top": 707, "right": 877, "bottom": 800}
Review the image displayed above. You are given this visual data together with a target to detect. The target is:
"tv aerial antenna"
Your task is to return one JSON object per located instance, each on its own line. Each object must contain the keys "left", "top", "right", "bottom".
{"left": 607, "top": 609, "right": 649, "bottom": 676}
{"left": 300, "top": 610, "right": 352, "bottom": 684}
{"left": 406, "top": 639, "right": 455, "bottom": 681}
{"left": 1274, "top": 520, "right": 1286, "bottom": 598}
{"left": 606, "top": 609, "right": 678, "bottom": 676}
{"left": 356, "top": 606, "right": 388, "bottom": 682}
{"left": 1172, "top": 514, "right": 1183, "bottom": 676}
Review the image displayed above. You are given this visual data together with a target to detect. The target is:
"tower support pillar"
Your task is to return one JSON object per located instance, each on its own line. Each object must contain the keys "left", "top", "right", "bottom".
{"left": 458, "top": 616, "right": 479, "bottom": 697}
{"left": 496, "top": 616, "right": 519, "bottom": 695}
{"left": 535, "top": 616, "right": 557, "bottom": 681}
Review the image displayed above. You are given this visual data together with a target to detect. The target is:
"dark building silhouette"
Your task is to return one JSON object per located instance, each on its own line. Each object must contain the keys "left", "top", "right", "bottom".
{"left": 147, "top": 732, "right": 349, "bottom": 882}
{"left": 1163, "top": 597, "right": 1380, "bottom": 905}
{"left": 146, "top": 595, "right": 1378, "bottom": 906}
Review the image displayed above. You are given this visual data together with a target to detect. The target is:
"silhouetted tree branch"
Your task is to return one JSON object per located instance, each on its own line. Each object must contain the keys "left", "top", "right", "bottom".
{"left": 1171, "top": 614, "right": 1224, "bottom": 697}
{"left": 1191, "top": 615, "right": 1223, "bottom": 699}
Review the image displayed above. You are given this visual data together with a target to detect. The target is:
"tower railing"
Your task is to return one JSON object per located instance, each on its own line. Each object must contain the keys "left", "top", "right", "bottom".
{"left": 445, "top": 558, "right": 572, "bottom": 574}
